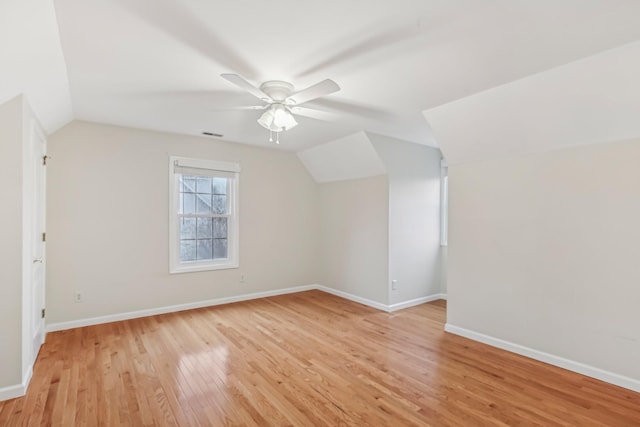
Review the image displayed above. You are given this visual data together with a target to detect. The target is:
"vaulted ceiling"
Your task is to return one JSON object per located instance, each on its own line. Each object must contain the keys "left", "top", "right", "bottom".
{"left": 2, "top": 0, "right": 640, "bottom": 155}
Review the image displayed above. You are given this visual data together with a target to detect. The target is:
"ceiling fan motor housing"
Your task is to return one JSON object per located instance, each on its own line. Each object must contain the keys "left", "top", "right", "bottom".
{"left": 259, "top": 81, "right": 295, "bottom": 102}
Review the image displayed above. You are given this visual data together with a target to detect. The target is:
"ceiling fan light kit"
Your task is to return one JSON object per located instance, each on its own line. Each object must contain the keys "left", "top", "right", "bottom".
{"left": 221, "top": 73, "right": 340, "bottom": 144}
{"left": 257, "top": 104, "right": 298, "bottom": 144}
{"left": 257, "top": 104, "right": 298, "bottom": 131}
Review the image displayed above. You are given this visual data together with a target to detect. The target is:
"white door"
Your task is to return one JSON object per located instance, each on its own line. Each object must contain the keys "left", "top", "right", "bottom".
{"left": 31, "top": 121, "right": 47, "bottom": 361}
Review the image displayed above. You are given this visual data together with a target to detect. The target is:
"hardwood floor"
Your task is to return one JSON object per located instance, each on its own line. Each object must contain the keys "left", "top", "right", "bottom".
{"left": 1, "top": 290, "right": 638, "bottom": 426}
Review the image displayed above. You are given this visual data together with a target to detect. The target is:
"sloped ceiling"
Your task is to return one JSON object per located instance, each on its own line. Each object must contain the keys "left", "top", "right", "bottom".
{"left": 2, "top": 0, "right": 640, "bottom": 154}
{"left": 424, "top": 40, "right": 640, "bottom": 164}
{"left": 297, "top": 132, "right": 386, "bottom": 183}
{"left": 0, "top": 0, "right": 72, "bottom": 133}
{"left": 50, "top": 0, "right": 640, "bottom": 151}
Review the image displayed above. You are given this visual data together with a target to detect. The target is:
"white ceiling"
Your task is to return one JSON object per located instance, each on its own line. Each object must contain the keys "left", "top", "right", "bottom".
{"left": 0, "top": 0, "right": 72, "bottom": 132}
{"left": 425, "top": 40, "right": 640, "bottom": 164}
{"left": 297, "top": 132, "right": 386, "bottom": 183}
{"left": 4, "top": 1, "right": 640, "bottom": 152}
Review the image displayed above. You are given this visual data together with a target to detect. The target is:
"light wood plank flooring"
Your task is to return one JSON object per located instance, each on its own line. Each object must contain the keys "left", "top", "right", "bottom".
{"left": 1, "top": 290, "right": 638, "bottom": 426}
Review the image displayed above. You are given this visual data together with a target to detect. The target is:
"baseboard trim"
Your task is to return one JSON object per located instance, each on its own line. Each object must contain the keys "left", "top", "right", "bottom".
{"left": 48, "top": 285, "right": 448, "bottom": 333}
{"left": 47, "top": 284, "right": 317, "bottom": 332}
{"left": 0, "top": 365, "right": 32, "bottom": 402}
{"left": 315, "top": 286, "right": 390, "bottom": 311}
{"left": 316, "top": 286, "right": 446, "bottom": 313}
{"left": 0, "top": 384, "right": 27, "bottom": 402}
{"left": 388, "top": 293, "right": 447, "bottom": 312}
{"left": 445, "top": 323, "right": 640, "bottom": 393}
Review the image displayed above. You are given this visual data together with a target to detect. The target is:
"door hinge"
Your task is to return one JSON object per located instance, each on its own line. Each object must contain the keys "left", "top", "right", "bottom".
{"left": 41, "top": 308, "right": 45, "bottom": 319}
{"left": 42, "top": 232, "right": 46, "bottom": 242}
{"left": 43, "top": 155, "right": 49, "bottom": 166}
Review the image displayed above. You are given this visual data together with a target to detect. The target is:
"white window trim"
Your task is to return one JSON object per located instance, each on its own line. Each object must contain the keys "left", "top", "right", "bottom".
{"left": 169, "top": 156, "right": 240, "bottom": 274}
{"left": 440, "top": 159, "right": 448, "bottom": 247}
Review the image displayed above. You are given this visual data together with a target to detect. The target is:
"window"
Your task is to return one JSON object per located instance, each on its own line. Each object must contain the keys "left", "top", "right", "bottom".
{"left": 169, "top": 156, "right": 239, "bottom": 273}
{"left": 440, "top": 159, "right": 448, "bottom": 246}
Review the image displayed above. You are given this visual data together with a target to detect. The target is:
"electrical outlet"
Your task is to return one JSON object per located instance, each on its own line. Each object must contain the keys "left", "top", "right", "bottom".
{"left": 74, "top": 292, "right": 83, "bottom": 303}
{"left": 391, "top": 280, "right": 398, "bottom": 290}
{"left": 240, "top": 274, "right": 245, "bottom": 283}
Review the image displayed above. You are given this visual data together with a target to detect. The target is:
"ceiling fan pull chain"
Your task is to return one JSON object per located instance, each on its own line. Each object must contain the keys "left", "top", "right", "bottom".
{"left": 276, "top": 131, "right": 280, "bottom": 144}
{"left": 269, "top": 129, "right": 273, "bottom": 142}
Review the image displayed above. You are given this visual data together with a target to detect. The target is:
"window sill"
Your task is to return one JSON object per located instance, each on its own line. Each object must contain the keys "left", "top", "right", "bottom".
{"left": 170, "top": 261, "right": 239, "bottom": 274}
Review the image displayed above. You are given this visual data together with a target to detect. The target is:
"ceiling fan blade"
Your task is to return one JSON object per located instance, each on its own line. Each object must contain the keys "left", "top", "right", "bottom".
{"left": 287, "top": 79, "right": 340, "bottom": 105}
{"left": 305, "top": 98, "right": 393, "bottom": 120}
{"left": 221, "top": 74, "right": 272, "bottom": 102}
{"left": 289, "top": 106, "right": 339, "bottom": 122}
{"left": 210, "top": 105, "right": 267, "bottom": 111}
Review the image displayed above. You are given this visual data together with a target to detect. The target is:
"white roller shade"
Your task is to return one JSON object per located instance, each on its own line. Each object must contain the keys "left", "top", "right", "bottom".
{"left": 172, "top": 157, "right": 240, "bottom": 178}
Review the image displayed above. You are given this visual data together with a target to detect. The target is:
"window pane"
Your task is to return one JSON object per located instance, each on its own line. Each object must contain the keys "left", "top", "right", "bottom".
{"left": 213, "top": 238, "right": 228, "bottom": 259}
{"left": 213, "top": 195, "right": 227, "bottom": 214}
{"left": 197, "top": 218, "right": 213, "bottom": 239}
{"left": 197, "top": 239, "right": 213, "bottom": 260}
{"left": 196, "top": 194, "right": 212, "bottom": 215}
{"left": 172, "top": 160, "right": 238, "bottom": 272}
{"left": 182, "top": 193, "right": 196, "bottom": 214}
{"left": 213, "top": 217, "right": 227, "bottom": 238}
{"left": 180, "top": 240, "right": 196, "bottom": 262}
{"left": 180, "top": 217, "right": 196, "bottom": 239}
{"left": 213, "top": 178, "right": 227, "bottom": 195}
{"left": 196, "top": 177, "right": 212, "bottom": 194}
{"left": 181, "top": 176, "right": 196, "bottom": 193}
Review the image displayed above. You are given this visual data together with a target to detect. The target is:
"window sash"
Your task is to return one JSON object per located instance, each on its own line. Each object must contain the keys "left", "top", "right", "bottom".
{"left": 169, "top": 156, "right": 239, "bottom": 273}
{"left": 178, "top": 213, "right": 229, "bottom": 218}
{"left": 177, "top": 174, "right": 231, "bottom": 216}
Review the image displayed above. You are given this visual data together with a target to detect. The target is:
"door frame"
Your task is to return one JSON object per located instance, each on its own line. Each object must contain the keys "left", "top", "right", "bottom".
{"left": 28, "top": 118, "right": 47, "bottom": 362}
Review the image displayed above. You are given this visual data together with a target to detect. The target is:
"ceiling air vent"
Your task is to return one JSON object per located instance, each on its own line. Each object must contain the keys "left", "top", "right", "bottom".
{"left": 202, "top": 131, "right": 223, "bottom": 137}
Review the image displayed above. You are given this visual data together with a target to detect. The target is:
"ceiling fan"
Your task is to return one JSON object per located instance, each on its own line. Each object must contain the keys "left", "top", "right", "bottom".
{"left": 221, "top": 73, "right": 340, "bottom": 144}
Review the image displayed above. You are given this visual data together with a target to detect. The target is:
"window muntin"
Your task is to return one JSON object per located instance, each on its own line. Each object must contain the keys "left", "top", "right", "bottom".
{"left": 170, "top": 157, "right": 239, "bottom": 273}
{"left": 178, "top": 175, "right": 229, "bottom": 262}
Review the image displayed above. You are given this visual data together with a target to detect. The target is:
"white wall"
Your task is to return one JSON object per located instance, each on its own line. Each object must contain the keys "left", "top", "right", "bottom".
{"left": 300, "top": 132, "right": 444, "bottom": 307}
{"left": 447, "top": 138, "right": 640, "bottom": 384}
{"left": 369, "top": 134, "right": 444, "bottom": 305}
{"left": 46, "top": 121, "right": 319, "bottom": 324}
{"left": 318, "top": 176, "right": 389, "bottom": 305}
{"left": 0, "top": 96, "right": 24, "bottom": 389}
